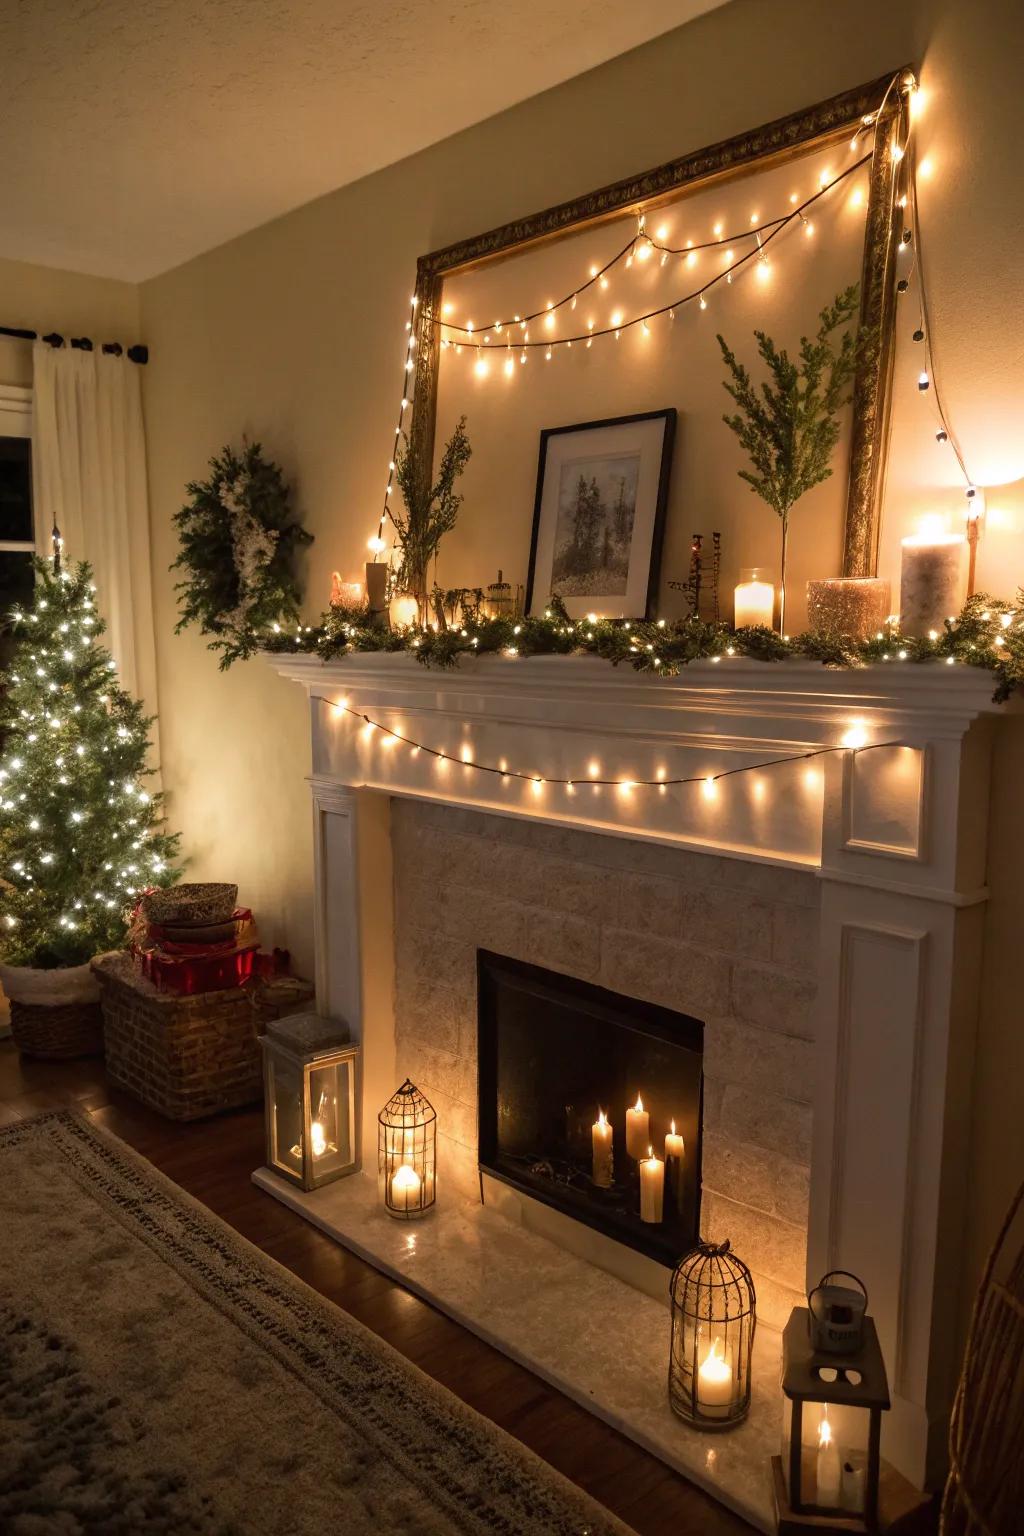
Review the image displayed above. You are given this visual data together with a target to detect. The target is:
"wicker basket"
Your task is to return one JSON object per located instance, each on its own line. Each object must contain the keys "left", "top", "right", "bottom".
{"left": 1, "top": 959, "right": 105, "bottom": 1060}
{"left": 9, "top": 997, "right": 105, "bottom": 1059}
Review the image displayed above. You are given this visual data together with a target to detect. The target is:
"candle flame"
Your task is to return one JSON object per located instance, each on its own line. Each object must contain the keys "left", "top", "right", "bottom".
{"left": 598, "top": 1110, "right": 608, "bottom": 1128}
{"left": 818, "top": 1411, "right": 833, "bottom": 1449}
{"left": 633, "top": 1094, "right": 644, "bottom": 1112}
{"left": 708, "top": 1337, "right": 724, "bottom": 1364}
{"left": 670, "top": 1119, "right": 676, "bottom": 1135}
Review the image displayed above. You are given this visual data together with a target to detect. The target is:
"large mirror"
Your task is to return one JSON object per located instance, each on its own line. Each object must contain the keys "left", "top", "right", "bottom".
{"left": 404, "top": 70, "right": 910, "bottom": 631}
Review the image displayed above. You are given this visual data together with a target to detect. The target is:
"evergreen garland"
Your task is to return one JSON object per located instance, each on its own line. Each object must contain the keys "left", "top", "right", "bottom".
{"left": 172, "top": 441, "right": 312, "bottom": 668}
{"left": 266, "top": 591, "right": 1024, "bottom": 703}
{"left": 0, "top": 560, "right": 182, "bottom": 969}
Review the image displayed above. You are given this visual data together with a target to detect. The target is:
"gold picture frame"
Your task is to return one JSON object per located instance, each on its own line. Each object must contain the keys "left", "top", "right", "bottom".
{"left": 403, "top": 68, "right": 914, "bottom": 583}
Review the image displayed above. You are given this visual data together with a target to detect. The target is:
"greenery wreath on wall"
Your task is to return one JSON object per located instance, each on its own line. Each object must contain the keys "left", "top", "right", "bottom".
{"left": 172, "top": 440, "right": 313, "bottom": 668}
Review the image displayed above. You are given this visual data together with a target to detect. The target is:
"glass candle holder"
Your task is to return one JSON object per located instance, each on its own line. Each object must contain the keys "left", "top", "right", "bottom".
{"left": 806, "top": 578, "right": 891, "bottom": 638}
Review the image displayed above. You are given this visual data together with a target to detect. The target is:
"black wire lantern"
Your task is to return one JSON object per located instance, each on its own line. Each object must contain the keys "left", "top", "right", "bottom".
{"left": 669, "top": 1239, "right": 756, "bottom": 1429}
{"left": 378, "top": 1079, "right": 436, "bottom": 1219}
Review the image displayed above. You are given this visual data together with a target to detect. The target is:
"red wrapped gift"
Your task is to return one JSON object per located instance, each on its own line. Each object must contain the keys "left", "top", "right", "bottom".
{"left": 139, "top": 940, "right": 261, "bottom": 996}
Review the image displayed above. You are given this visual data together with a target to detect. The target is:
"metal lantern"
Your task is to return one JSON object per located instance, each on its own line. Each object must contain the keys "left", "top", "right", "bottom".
{"left": 668, "top": 1239, "right": 756, "bottom": 1429}
{"left": 378, "top": 1079, "right": 436, "bottom": 1219}
{"left": 773, "top": 1303, "right": 890, "bottom": 1533}
{"left": 259, "top": 1014, "right": 358, "bottom": 1191}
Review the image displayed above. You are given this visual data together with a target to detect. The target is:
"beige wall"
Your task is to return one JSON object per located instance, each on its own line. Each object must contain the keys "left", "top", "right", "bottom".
{"left": 30, "top": 0, "right": 1013, "bottom": 1348}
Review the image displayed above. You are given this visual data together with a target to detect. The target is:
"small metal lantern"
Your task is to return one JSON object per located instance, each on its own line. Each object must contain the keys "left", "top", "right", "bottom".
{"left": 668, "top": 1239, "right": 756, "bottom": 1429}
{"left": 808, "top": 1270, "right": 868, "bottom": 1354}
{"left": 378, "top": 1079, "right": 436, "bottom": 1219}
{"left": 773, "top": 1304, "right": 890, "bottom": 1533}
{"left": 259, "top": 1014, "right": 358, "bottom": 1191}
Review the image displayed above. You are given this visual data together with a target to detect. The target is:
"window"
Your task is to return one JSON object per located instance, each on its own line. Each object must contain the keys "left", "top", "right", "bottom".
{"left": 0, "top": 385, "right": 34, "bottom": 664}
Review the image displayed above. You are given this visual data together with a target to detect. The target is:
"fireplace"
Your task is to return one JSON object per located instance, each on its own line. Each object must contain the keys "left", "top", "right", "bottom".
{"left": 477, "top": 949, "right": 703, "bottom": 1266}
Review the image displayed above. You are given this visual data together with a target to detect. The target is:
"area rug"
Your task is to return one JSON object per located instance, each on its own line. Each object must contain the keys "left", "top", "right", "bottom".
{"left": 0, "top": 1110, "right": 632, "bottom": 1535}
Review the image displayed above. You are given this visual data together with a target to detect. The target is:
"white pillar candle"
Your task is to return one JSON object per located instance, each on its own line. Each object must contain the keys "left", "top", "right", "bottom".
{"left": 696, "top": 1337, "right": 734, "bottom": 1419}
{"left": 664, "top": 1121, "right": 684, "bottom": 1161}
{"left": 639, "top": 1148, "right": 664, "bottom": 1223}
{"left": 734, "top": 571, "right": 775, "bottom": 628}
{"left": 625, "top": 1095, "right": 650, "bottom": 1160}
{"left": 592, "top": 1110, "right": 613, "bottom": 1188}
{"left": 899, "top": 533, "right": 966, "bottom": 636}
{"left": 389, "top": 1163, "right": 422, "bottom": 1212}
{"left": 816, "top": 1414, "right": 843, "bottom": 1505}
{"left": 841, "top": 1461, "right": 865, "bottom": 1513}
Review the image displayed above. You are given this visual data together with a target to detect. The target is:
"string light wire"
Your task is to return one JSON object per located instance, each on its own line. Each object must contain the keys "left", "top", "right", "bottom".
{"left": 320, "top": 695, "right": 901, "bottom": 791}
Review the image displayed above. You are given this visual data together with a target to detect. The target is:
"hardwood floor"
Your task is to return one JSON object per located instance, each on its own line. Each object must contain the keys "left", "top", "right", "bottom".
{"left": 0, "top": 1040, "right": 753, "bottom": 1536}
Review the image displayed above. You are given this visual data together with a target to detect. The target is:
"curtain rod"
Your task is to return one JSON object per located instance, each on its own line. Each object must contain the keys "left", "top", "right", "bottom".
{"left": 0, "top": 324, "right": 148, "bottom": 365}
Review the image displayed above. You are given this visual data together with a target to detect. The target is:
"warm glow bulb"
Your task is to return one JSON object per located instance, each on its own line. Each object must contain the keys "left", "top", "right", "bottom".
{"left": 367, "top": 535, "right": 386, "bottom": 554}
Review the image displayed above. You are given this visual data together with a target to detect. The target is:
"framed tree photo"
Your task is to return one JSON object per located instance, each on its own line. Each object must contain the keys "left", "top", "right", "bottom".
{"left": 525, "top": 409, "right": 676, "bottom": 620}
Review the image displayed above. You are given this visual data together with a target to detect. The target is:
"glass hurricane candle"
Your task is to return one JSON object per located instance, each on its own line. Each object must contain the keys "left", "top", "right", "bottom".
{"left": 806, "top": 578, "right": 891, "bottom": 639}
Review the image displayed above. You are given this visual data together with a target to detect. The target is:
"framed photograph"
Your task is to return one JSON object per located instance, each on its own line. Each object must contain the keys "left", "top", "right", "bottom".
{"left": 525, "top": 409, "right": 676, "bottom": 620}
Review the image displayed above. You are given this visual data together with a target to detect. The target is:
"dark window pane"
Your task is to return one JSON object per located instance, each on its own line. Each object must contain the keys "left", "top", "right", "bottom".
{"left": 0, "top": 552, "right": 35, "bottom": 669}
{"left": 0, "top": 437, "right": 33, "bottom": 542}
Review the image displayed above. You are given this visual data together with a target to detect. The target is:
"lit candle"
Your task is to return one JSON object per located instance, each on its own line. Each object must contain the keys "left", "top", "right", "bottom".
{"left": 734, "top": 568, "right": 775, "bottom": 628}
{"left": 899, "top": 533, "right": 966, "bottom": 635}
{"left": 665, "top": 1120, "right": 685, "bottom": 1214}
{"left": 816, "top": 1412, "right": 843, "bottom": 1505}
{"left": 389, "top": 1163, "right": 422, "bottom": 1213}
{"left": 310, "top": 1120, "right": 327, "bottom": 1158}
{"left": 697, "top": 1337, "right": 734, "bottom": 1419}
{"left": 625, "top": 1094, "right": 650, "bottom": 1160}
{"left": 639, "top": 1147, "right": 664, "bottom": 1223}
{"left": 389, "top": 593, "right": 420, "bottom": 629}
{"left": 331, "top": 572, "right": 365, "bottom": 608}
{"left": 592, "top": 1109, "right": 613, "bottom": 1188}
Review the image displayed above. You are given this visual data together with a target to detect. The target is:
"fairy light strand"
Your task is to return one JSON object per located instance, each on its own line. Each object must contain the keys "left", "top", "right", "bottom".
{"left": 442, "top": 153, "right": 872, "bottom": 353}
{"left": 319, "top": 695, "right": 901, "bottom": 790}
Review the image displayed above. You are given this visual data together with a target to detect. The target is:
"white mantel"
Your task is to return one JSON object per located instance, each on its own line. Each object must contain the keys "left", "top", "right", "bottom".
{"left": 262, "top": 649, "right": 1009, "bottom": 1502}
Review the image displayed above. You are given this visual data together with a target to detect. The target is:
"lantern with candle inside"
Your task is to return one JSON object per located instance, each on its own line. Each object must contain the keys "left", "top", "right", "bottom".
{"left": 668, "top": 1239, "right": 756, "bottom": 1429}
{"left": 734, "top": 567, "right": 775, "bottom": 629}
{"left": 259, "top": 1014, "right": 358, "bottom": 1192}
{"left": 378, "top": 1078, "right": 436, "bottom": 1219}
{"left": 772, "top": 1299, "right": 890, "bottom": 1534}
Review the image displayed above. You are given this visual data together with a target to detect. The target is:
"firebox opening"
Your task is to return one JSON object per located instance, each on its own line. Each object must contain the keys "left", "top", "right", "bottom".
{"left": 477, "top": 949, "right": 704, "bottom": 1267}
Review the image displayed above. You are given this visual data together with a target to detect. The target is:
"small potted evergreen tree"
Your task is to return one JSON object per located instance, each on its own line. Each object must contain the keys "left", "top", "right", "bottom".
{"left": 0, "top": 554, "right": 181, "bottom": 1057}
{"left": 717, "top": 286, "right": 861, "bottom": 633}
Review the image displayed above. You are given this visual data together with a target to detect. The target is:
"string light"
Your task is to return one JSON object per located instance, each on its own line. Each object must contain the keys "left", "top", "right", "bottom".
{"left": 322, "top": 697, "right": 901, "bottom": 793}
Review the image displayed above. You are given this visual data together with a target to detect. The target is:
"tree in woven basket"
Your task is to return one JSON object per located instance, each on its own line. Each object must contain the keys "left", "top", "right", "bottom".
{"left": 0, "top": 556, "right": 182, "bottom": 969}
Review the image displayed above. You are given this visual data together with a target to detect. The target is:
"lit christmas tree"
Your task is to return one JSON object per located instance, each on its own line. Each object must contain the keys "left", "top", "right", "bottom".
{"left": 0, "top": 552, "right": 181, "bottom": 969}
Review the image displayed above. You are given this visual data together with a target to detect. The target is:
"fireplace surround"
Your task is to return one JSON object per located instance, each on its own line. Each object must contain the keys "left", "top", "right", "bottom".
{"left": 256, "top": 649, "right": 1009, "bottom": 1526}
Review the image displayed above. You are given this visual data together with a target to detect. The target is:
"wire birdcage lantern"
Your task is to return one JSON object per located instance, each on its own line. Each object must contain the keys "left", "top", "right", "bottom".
{"left": 378, "top": 1078, "right": 437, "bottom": 1219}
{"left": 669, "top": 1238, "right": 756, "bottom": 1429}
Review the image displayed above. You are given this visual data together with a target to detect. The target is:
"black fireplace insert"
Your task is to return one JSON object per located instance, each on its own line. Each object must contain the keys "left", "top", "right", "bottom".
{"left": 477, "top": 950, "right": 703, "bottom": 1266}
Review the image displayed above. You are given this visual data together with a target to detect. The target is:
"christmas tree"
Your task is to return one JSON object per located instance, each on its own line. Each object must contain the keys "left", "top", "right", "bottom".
{"left": 0, "top": 554, "right": 181, "bottom": 968}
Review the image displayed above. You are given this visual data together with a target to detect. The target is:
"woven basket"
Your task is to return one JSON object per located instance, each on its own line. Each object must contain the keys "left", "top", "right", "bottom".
{"left": 1, "top": 959, "right": 106, "bottom": 1060}
{"left": 9, "top": 997, "right": 105, "bottom": 1059}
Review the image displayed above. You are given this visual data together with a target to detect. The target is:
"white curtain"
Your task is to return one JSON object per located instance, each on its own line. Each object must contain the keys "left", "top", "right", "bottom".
{"left": 31, "top": 344, "right": 160, "bottom": 746}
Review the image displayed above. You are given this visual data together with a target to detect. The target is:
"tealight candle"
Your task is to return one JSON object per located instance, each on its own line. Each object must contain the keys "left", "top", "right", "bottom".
{"left": 639, "top": 1148, "right": 665, "bottom": 1223}
{"left": 899, "top": 533, "right": 966, "bottom": 635}
{"left": 389, "top": 1163, "right": 422, "bottom": 1213}
{"left": 592, "top": 1110, "right": 613, "bottom": 1188}
{"left": 696, "top": 1337, "right": 734, "bottom": 1419}
{"left": 625, "top": 1094, "right": 650, "bottom": 1160}
{"left": 734, "top": 568, "right": 775, "bottom": 629}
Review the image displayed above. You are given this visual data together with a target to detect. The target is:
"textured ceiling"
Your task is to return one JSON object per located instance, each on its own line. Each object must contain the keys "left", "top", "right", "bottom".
{"left": 1, "top": 0, "right": 727, "bottom": 282}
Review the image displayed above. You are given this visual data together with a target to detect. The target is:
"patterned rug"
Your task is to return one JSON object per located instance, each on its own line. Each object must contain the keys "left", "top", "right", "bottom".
{"left": 0, "top": 1111, "right": 632, "bottom": 1535}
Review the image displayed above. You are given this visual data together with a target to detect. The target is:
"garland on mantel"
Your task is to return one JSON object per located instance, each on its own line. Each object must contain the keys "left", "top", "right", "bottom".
{"left": 263, "top": 591, "right": 1024, "bottom": 702}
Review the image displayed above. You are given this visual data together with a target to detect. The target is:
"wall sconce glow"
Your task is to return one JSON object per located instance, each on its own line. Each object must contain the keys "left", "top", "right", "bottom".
{"left": 702, "top": 776, "right": 718, "bottom": 801}
{"left": 842, "top": 723, "right": 869, "bottom": 750}
{"left": 461, "top": 746, "right": 473, "bottom": 764}
{"left": 587, "top": 760, "right": 601, "bottom": 778}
